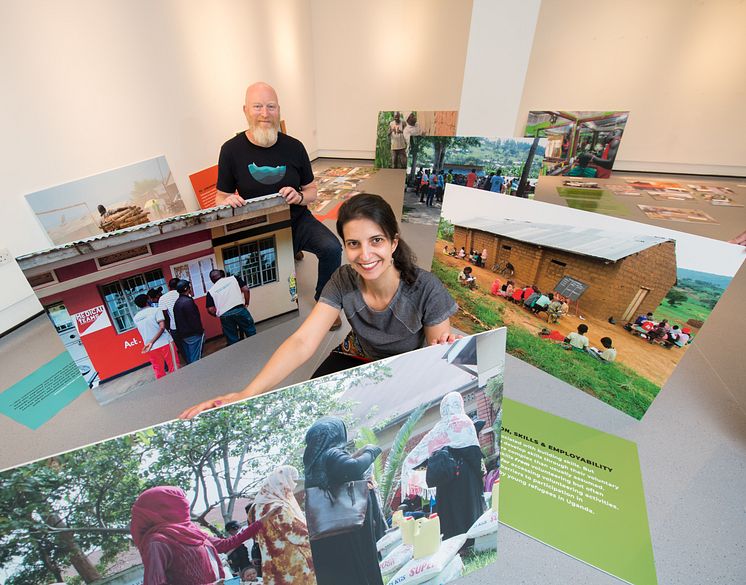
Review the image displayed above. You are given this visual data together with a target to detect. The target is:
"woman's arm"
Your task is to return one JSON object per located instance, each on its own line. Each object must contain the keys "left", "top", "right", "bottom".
{"left": 179, "top": 302, "right": 340, "bottom": 418}
{"left": 210, "top": 520, "right": 263, "bottom": 554}
{"left": 425, "top": 318, "right": 459, "bottom": 346}
{"left": 327, "top": 446, "right": 382, "bottom": 483}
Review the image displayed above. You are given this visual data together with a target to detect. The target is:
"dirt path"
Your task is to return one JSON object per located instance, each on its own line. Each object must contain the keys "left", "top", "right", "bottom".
{"left": 435, "top": 239, "right": 687, "bottom": 387}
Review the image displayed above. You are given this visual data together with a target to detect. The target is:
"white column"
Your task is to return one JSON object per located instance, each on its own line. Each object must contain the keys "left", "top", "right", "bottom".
{"left": 457, "top": 0, "right": 542, "bottom": 137}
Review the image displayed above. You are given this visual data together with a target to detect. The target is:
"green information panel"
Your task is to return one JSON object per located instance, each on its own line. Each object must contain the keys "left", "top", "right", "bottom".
{"left": 500, "top": 398, "right": 656, "bottom": 585}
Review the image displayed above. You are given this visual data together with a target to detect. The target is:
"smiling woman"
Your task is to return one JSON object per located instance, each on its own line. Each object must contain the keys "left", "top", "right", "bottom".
{"left": 180, "top": 194, "right": 458, "bottom": 419}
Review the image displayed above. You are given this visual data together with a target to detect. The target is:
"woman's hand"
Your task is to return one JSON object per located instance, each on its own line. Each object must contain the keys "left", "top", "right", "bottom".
{"left": 178, "top": 392, "right": 240, "bottom": 419}
{"left": 430, "top": 331, "right": 463, "bottom": 345}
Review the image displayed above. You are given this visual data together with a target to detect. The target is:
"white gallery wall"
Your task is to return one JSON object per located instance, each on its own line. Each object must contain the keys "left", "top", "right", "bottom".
{"left": 0, "top": 0, "right": 318, "bottom": 331}
{"left": 2, "top": 0, "right": 745, "bottom": 333}
{"left": 517, "top": 0, "right": 746, "bottom": 175}
{"left": 310, "top": 0, "right": 473, "bottom": 158}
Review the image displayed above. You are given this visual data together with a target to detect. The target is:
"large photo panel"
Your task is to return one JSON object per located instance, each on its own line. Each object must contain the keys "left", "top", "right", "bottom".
{"left": 0, "top": 328, "right": 506, "bottom": 585}
{"left": 431, "top": 184, "right": 744, "bottom": 419}
{"left": 524, "top": 110, "right": 629, "bottom": 177}
{"left": 15, "top": 195, "right": 299, "bottom": 405}
{"left": 401, "top": 135, "right": 547, "bottom": 226}
{"left": 24, "top": 156, "right": 188, "bottom": 247}
{"left": 374, "top": 110, "right": 459, "bottom": 169}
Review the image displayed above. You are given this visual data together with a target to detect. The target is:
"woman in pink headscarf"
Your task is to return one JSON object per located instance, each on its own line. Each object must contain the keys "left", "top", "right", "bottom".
{"left": 131, "top": 486, "right": 274, "bottom": 585}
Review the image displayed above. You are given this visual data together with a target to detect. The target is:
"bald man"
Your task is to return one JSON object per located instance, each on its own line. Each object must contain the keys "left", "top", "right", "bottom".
{"left": 216, "top": 82, "right": 342, "bottom": 328}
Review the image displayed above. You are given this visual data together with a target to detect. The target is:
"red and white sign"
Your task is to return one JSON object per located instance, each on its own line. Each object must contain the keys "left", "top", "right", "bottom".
{"left": 73, "top": 305, "right": 112, "bottom": 336}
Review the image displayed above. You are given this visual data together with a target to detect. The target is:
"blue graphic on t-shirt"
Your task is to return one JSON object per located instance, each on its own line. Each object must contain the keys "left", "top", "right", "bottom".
{"left": 249, "top": 163, "right": 287, "bottom": 185}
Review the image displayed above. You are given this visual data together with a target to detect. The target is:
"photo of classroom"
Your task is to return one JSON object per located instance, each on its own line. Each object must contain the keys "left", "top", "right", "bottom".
{"left": 15, "top": 195, "right": 298, "bottom": 404}
{"left": 433, "top": 185, "right": 744, "bottom": 420}
{"left": 0, "top": 328, "right": 505, "bottom": 585}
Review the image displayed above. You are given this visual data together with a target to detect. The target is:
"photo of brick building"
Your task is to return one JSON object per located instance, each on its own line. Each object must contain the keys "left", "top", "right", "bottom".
{"left": 454, "top": 218, "right": 677, "bottom": 321}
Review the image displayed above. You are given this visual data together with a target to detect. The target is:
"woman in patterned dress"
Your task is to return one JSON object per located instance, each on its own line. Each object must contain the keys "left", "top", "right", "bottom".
{"left": 252, "top": 465, "right": 316, "bottom": 585}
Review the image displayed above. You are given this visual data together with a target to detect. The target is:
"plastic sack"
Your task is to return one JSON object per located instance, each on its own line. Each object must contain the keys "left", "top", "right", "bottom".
{"left": 385, "top": 534, "right": 467, "bottom": 585}
{"left": 466, "top": 508, "right": 499, "bottom": 539}
{"left": 377, "top": 527, "right": 403, "bottom": 552}
{"left": 380, "top": 542, "right": 414, "bottom": 579}
{"left": 420, "top": 555, "right": 464, "bottom": 585}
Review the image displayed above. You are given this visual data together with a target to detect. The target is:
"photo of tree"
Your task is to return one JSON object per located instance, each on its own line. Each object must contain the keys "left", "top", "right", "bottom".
{"left": 0, "top": 329, "right": 506, "bottom": 585}
{"left": 401, "top": 136, "right": 546, "bottom": 225}
{"left": 374, "top": 110, "right": 458, "bottom": 169}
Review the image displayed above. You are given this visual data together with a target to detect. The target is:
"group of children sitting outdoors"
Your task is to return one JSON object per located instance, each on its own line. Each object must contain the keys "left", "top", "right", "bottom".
{"left": 455, "top": 266, "right": 620, "bottom": 363}
{"left": 446, "top": 245, "right": 489, "bottom": 268}
{"left": 624, "top": 312, "right": 693, "bottom": 348}
{"left": 489, "top": 279, "right": 571, "bottom": 324}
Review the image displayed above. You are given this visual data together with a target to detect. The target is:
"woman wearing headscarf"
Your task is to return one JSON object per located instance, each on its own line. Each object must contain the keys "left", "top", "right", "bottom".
{"left": 401, "top": 392, "right": 486, "bottom": 541}
{"left": 252, "top": 465, "right": 316, "bottom": 584}
{"left": 303, "top": 417, "right": 383, "bottom": 585}
{"left": 131, "top": 486, "right": 275, "bottom": 585}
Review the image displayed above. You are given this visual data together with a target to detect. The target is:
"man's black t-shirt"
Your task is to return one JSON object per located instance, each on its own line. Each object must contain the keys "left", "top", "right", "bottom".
{"left": 217, "top": 132, "right": 314, "bottom": 221}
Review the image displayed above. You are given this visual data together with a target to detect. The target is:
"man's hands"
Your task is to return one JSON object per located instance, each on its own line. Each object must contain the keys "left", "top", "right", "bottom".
{"left": 222, "top": 193, "right": 248, "bottom": 208}
{"left": 279, "top": 186, "right": 304, "bottom": 205}
{"left": 219, "top": 188, "right": 304, "bottom": 208}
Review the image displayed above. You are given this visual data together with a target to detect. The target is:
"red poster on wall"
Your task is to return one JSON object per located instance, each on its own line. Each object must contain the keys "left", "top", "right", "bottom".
{"left": 189, "top": 165, "right": 219, "bottom": 209}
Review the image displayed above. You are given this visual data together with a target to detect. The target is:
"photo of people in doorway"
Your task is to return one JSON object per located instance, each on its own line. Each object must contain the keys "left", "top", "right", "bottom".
{"left": 15, "top": 194, "right": 298, "bottom": 405}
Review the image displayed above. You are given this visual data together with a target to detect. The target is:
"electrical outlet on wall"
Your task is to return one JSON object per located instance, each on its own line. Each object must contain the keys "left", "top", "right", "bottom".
{"left": 0, "top": 248, "right": 12, "bottom": 266}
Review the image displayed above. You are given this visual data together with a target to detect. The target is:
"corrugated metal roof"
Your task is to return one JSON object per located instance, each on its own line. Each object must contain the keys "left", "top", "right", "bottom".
{"left": 16, "top": 194, "right": 287, "bottom": 269}
{"left": 457, "top": 217, "right": 674, "bottom": 262}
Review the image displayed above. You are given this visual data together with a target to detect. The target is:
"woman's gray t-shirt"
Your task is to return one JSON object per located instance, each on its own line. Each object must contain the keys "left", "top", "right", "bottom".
{"left": 319, "top": 265, "right": 458, "bottom": 360}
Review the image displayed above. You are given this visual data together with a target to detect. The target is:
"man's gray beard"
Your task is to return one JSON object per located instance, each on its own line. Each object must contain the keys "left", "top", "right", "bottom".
{"left": 249, "top": 124, "right": 279, "bottom": 147}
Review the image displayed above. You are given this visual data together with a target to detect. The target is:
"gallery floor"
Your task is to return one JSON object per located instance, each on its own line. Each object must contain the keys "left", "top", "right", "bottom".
{"left": 0, "top": 160, "right": 744, "bottom": 584}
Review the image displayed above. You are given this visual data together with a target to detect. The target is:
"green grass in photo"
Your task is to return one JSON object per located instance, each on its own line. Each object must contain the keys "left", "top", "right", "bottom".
{"left": 462, "top": 547, "right": 498, "bottom": 574}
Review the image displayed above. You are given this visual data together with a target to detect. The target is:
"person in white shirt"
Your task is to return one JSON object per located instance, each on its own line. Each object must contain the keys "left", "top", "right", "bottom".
{"left": 564, "top": 324, "right": 590, "bottom": 350}
{"left": 206, "top": 270, "right": 257, "bottom": 345}
{"left": 589, "top": 336, "right": 617, "bottom": 362}
{"left": 133, "top": 293, "right": 178, "bottom": 378}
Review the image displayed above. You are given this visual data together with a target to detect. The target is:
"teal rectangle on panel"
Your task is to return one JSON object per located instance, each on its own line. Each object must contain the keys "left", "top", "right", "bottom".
{"left": 0, "top": 352, "right": 88, "bottom": 429}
